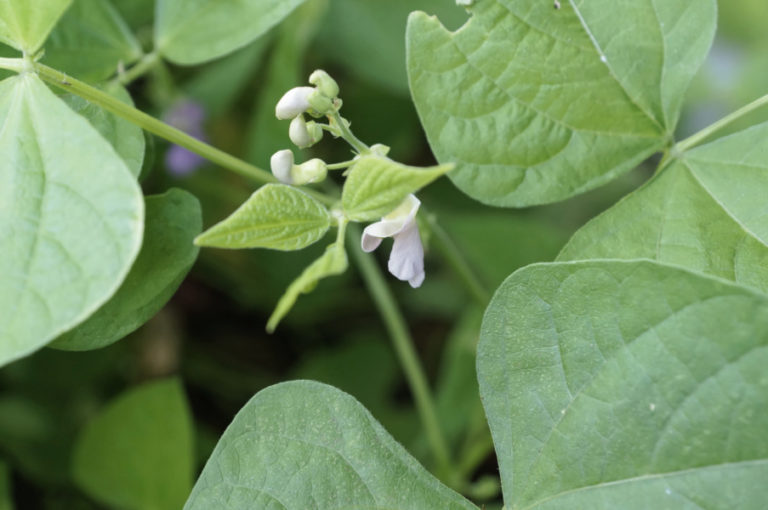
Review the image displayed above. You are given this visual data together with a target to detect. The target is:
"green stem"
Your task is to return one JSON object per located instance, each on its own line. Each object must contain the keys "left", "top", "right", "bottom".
{"left": 330, "top": 110, "right": 369, "bottom": 154}
{"left": 0, "top": 59, "right": 336, "bottom": 205}
{"left": 675, "top": 92, "right": 768, "bottom": 153}
{"left": 326, "top": 159, "right": 356, "bottom": 170}
{"left": 347, "top": 224, "right": 453, "bottom": 482}
{"left": 115, "top": 52, "right": 160, "bottom": 86}
{"left": 424, "top": 214, "right": 491, "bottom": 305}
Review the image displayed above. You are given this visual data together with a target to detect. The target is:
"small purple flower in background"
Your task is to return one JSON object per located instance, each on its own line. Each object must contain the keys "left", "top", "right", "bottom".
{"left": 164, "top": 100, "right": 207, "bottom": 176}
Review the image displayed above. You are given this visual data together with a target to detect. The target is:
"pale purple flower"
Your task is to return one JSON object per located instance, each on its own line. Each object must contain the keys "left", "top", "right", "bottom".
{"left": 362, "top": 195, "right": 425, "bottom": 288}
{"left": 164, "top": 100, "right": 207, "bottom": 176}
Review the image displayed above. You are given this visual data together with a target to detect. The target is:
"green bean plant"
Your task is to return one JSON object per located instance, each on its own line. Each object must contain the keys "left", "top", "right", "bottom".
{"left": 0, "top": 0, "right": 767, "bottom": 508}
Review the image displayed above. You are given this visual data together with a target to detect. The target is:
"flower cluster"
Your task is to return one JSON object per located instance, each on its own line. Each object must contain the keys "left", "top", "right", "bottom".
{"left": 271, "top": 70, "right": 427, "bottom": 288}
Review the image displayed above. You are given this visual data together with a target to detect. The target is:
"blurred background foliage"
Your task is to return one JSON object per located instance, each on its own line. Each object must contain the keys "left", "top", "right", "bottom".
{"left": 0, "top": 0, "right": 766, "bottom": 508}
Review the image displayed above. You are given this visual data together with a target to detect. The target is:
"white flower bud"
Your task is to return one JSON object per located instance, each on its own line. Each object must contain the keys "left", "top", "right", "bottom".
{"left": 275, "top": 87, "right": 314, "bottom": 120}
{"left": 270, "top": 149, "right": 295, "bottom": 184}
{"left": 309, "top": 69, "right": 339, "bottom": 99}
{"left": 289, "top": 116, "right": 313, "bottom": 148}
{"left": 292, "top": 158, "right": 328, "bottom": 185}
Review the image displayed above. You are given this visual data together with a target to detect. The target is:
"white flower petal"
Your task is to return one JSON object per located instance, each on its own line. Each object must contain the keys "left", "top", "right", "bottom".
{"left": 387, "top": 224, "right": 424, "bottom": 284}
{"left": 361, "top": 228, "right": 383, "bottom": 252}
{"left": 270, "top": 149, "right": 294, "bottom": 184}
{"left": 275, "top": 87, "right": 314, "bottom": 119}
{"left": 408, "top": 270, "right": 425, "bottom": 289}
{"left": 289, "top": 115, "right": 313, "bottom": 148}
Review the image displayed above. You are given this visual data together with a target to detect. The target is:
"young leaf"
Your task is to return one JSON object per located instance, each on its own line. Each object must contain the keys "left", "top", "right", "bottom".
{"left": 342, "top": 155, "right": 453, "bottom": 221}
{"left": 479, "top": 259, "right": 768, "bottom": 509}
{"left": 0, "top": 74, "right": 143, "bottom": 367}
{"left": 61, "top": 83, "right": 145, "bottom": 177}
{"left": 43, "top": 0, "right": 142, "bottom": 81}
{"left": 51, "top": 189, "right": 202, "bottom": 351}
{"left": 184, "top": 381, "right": 478, "bottom": 510}
{"left": 558, "top": 122, "right": 768, "bottom": 294}
{"left": 155, "top": 0, "right": 308, "bottom": 65}
{"left": 73, "top": 379, "right": 194, "bottom": 510}
{"left": 0, "top": 461, "right": 10, "bottom": 510}
{"left": 0, "top": 0, "right": 72, "bottom": 53}
{"left": 407, "top": 0, "right": 716, "bottom": 207}
{"left": 195, "top": 183, "right": 331, "bottom": 251}
{"left": 267, "top": 238, "right": 348, "bottom": 332}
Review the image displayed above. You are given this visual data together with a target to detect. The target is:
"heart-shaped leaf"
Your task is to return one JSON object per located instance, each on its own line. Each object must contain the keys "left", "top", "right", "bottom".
{"left": 407, "top": 0, "right": 716, "bottom": 207}
{"left": 195, "top": 183, "right": 331, "bottom": 251}
{"left": 0, "top": 74, "right": 143, "bottom": 367}
{"left": 479, "top": 259, "right": 768, "bottom": 509}
{"left": 185, "top": 381, "right": 477, "bottom": 510}
{"left": 559, "top": 122, "right": 768, "bottom": 294}
{"left": 0, "top": 0, "right": 72, "bottom": 53}
{"left": 73, "top": 379, "right": 194, "bottom": 510}
{"left": 155, "top": 0, "right": 307, "bottom": 65}
{"left": 52, "top": 189, "right": 201, "bottom": 351}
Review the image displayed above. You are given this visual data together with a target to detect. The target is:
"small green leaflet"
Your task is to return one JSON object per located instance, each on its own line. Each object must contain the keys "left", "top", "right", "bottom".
{"left": 62, "top": 82, "right": 146, "bottom": 177}
{"left": 52, "top": 189, "right": 202, "bottom": 351}
{"left": 44, "top": 0, "right": 143, "bottom": 81}
{"left": 267, "top": 234, "right": 348, "bottom": 332}
{"left": 184, "top": 381, "right": 477, "bottom": 510}
{"left": 155, "top": 0, "right": 307, "bottom": 65}
{"left": 407, "top": 0, "right": 716, "bottom": 207}
{"left": 559, "top": 122, "right": 768, "bottom": 294}
{"left": 0, "top": 0, "right": 72, "bottom": 53}
{"left": 479, "top": 259, "right": 768, "bottom": 509}
{"left": 195, "top": 183, "right": 331, "bottom": 251}
{"left": 73, "top": 379, "right": 194, "bottom": 510}
{"left": 0, "top": 74, "right": 143, "bottom": 367}
{"left": 342, "top": 155, "right": 453, "bottom": 221}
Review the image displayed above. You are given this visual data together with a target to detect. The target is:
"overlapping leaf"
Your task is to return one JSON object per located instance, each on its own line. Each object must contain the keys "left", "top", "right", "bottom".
{"left": 155, "top": 0, "right": 307, "bottom": 65}
{"left": 559, "top": 122, "right": 768, "bottom": 293}
{"left": 0, "top": 74, "right": 143, "bottom": 367}
{"left": 195, "top": 183, "right": 331, "bottom": 251}
{"left": 184, "top": 381, "right": 477, "bottom": 510}
{"left": 62, "top": 83, "right": 145, "bottom": 177}
{"left": 479, "top": 259, "right": 768, "bottom": 509}
{"left": 342, "top": 155, "right": 453, "bottom": 221}
{"left": 407, "top": 0, "right": 716, "bottom": 206}
{"left": 0, "top": 0, "right": 72, "bottom": 53}
{"left": 52, "top": 189, "right": 201, "bottom": 351}
{"left": 44, "top": 0, "right": 142, "bottom": 81}
{"left": 73, "top": 379, "right": 194, "bottom": 510}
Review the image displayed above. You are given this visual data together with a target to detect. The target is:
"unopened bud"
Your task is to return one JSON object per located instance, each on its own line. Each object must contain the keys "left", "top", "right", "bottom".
{"left": 292, "top": 158, "right": 328, "bottom": 185}
{"left": 270, "top": 149, "right": 295, "bottom": 183}
{"left": 289, "top": 116, "right": 323, "bottom": 148}
{"left": 309, "top": 69, "right": 339, "bottom": 99}
{"left": 275, "top": 87, "right": 314, "bottom": 119}
{"left": 370, "top": 144, "right": 391, "bottom": 157}
{"left": 307, "top": 89, "right": 334, "bottom": 116}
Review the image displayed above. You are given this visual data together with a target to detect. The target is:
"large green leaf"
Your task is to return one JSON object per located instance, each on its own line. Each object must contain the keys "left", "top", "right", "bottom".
{"left": 342, "top": 155, "right": 453, "bottom": 221}
{"left": 0, "top": 461, "right": 10, "bottom": 510}
{"left": 0, "top": 74, "right": 143, "bottom": 367}
{"left": 185, "top": 381, "right": 477, "bottom": 510}
{"left": 479, "top": 259, "right": 768, "bottom": 509}
{"left": 52, "top": 189, "right": 201, "bottom": 351}
{"left": 61, "top": 82, "right": 145, "bottom": 177}
{"left": 195, "top": 183, "right": 331, "bottom": 251}
{"left": 73, "top": 379, "right": 194, "bottom": 510}
{"left": 407, "top": 0, "right": 716, "bottom": 207}
{"left": 0, "top": 0, "right": 72, "bottom": 53}
{"left": 43, "top": 0, "right": 142, "bottom": 81}
{"left": 155, "top": 0, "right": 307, "bottom": 65}
{"left": 558, "top": 122, "right": 768, "bottom": 293}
